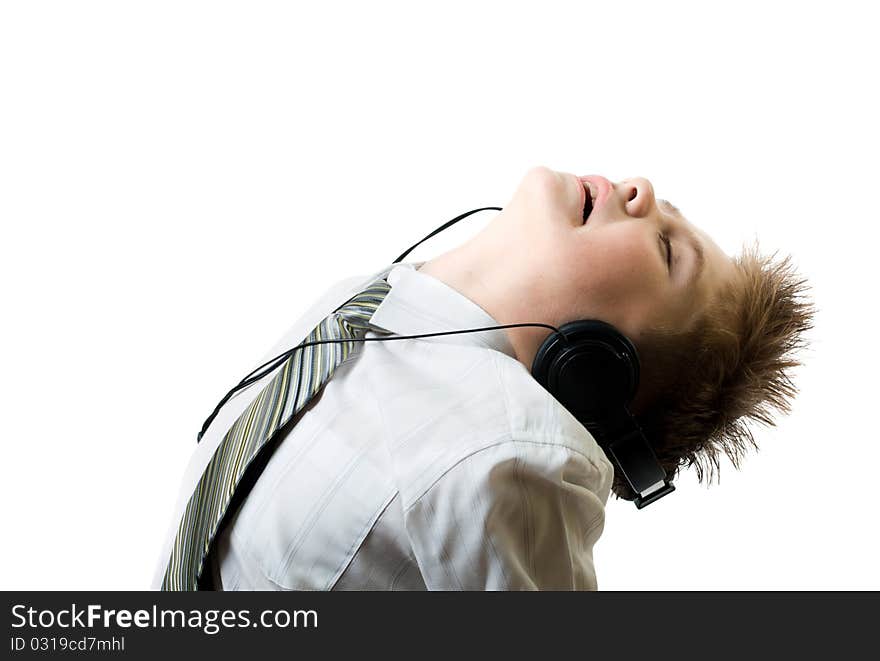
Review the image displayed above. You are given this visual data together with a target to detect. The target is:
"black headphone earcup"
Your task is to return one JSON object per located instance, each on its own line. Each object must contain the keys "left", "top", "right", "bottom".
{"left": 530, "top": 319, "right": 640, "bottom": 429}
{"left": 531, "top": 319, "right": 674, "bottom": 506}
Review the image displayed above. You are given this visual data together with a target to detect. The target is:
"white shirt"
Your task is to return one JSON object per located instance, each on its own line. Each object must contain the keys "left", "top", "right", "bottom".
{"left": 152, "top": 261, "right": 614, "bottom": 590}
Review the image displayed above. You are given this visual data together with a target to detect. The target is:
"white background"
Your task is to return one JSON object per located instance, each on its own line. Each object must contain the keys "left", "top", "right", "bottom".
{"left": 1, "top": 1, "right": 877, "bottom": 590}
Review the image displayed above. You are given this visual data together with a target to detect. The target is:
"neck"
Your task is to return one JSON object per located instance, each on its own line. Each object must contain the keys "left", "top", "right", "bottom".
{"left": 415, "top": 213, "right": 559, "bottom": 372}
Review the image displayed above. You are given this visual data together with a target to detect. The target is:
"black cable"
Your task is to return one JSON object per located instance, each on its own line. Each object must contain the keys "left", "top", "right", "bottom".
{"left": 392, "top": 206, "right": 501, "bottom": 264}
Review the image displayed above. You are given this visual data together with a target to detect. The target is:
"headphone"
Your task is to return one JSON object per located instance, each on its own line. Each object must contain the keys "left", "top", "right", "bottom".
{"left": 196, "top": 207, "right": 676, "bottom": 509}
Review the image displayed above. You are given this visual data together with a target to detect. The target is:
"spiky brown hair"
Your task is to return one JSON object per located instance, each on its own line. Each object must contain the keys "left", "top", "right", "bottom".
{"left": 617, "top": 240, "right": 815, "bottom": 501}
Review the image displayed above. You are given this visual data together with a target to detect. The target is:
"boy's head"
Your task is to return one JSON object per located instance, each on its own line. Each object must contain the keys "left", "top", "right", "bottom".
{"left": 419, "top": 166, "right": 814, "bottom": 498}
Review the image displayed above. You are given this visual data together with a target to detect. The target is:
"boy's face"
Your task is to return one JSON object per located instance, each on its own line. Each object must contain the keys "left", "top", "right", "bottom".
{"left": 503, "top": 166, "right": 737, "bottom": 343}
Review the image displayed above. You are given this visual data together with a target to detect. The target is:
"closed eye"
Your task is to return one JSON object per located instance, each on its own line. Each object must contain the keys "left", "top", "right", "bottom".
{"left": 659, "top": 232, "right": 672, "bottom": 272}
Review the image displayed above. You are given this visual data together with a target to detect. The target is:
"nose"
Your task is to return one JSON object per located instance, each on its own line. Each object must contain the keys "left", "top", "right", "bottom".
{"left": 617, "top": 177, "right": 657, "bottom": 218}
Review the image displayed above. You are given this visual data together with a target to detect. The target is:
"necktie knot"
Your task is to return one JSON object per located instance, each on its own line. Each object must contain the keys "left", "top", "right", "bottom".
{"left": 333, "top": 276, "right": 392, "bottom": 332}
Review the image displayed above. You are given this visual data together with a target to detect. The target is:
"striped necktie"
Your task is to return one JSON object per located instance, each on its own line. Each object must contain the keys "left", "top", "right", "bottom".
{"left": 161, "top": 266, "right": 396, "bottom": 590}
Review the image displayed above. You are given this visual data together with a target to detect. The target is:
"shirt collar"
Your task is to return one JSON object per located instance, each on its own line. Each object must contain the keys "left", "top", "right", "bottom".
{"left": 369, "top": 261, "right": 517, "bottom": 359}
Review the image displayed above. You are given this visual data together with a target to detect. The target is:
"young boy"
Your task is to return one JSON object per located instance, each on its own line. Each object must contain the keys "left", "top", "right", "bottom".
{"left": 152, "top": 166, "right": 813, "bottom": 590}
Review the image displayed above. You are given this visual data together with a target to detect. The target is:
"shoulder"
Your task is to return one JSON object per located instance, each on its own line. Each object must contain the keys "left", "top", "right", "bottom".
{"left": 401, "top": 415, "right": 614, "bottom": 590}
{"left": 391, "top": 349, "right": 614, "bottom": 511}
{"left": 490, "top": 349, "right": 615, "bottom": 483}
{"left": 373, "top": 328, "right": 615, "bottom": 511}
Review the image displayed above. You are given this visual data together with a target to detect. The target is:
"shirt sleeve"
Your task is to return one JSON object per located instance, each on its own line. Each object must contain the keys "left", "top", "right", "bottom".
{"left": 402, "top": 438, "right": 613, "bottom": 590}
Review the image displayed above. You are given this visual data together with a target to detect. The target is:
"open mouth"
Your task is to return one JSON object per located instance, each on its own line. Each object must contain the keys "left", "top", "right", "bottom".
{"left": 582, "top": 182, "right": 595, "bottom": 224}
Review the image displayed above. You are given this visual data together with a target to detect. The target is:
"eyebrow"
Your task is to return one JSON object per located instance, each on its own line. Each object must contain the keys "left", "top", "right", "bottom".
{"left": 659, "top": 199, "right": 705, "bottom": 289}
